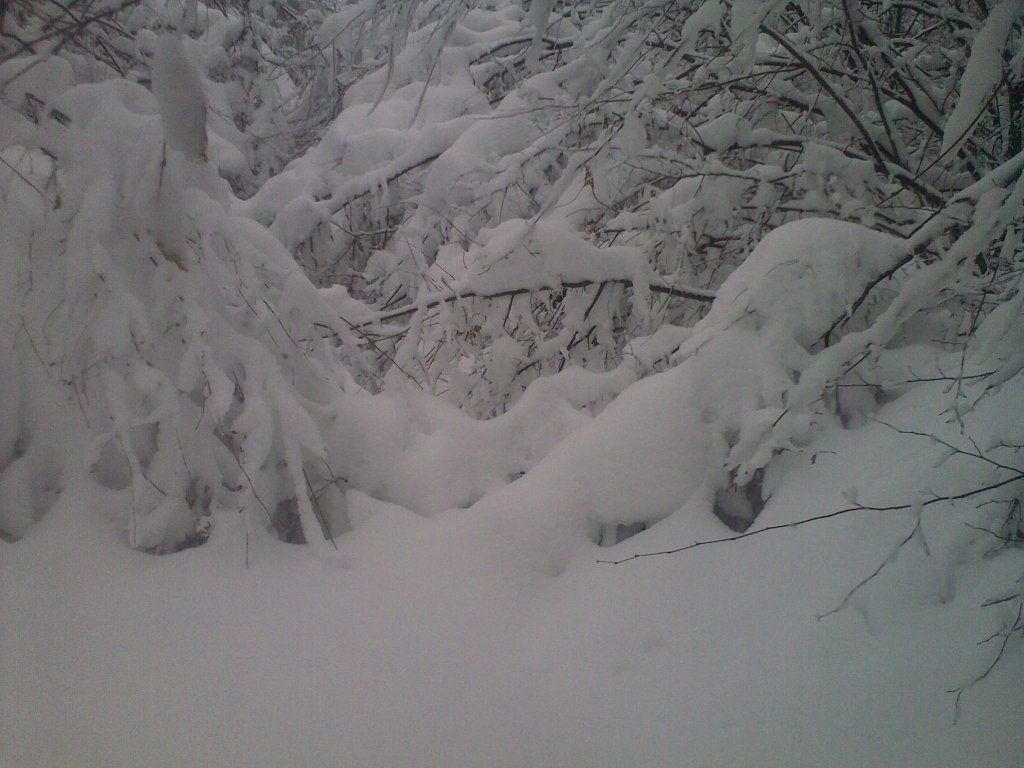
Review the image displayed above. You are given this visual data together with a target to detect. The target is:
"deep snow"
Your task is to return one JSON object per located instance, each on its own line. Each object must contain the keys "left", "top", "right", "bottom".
{"left": 4, "top": 370, "right": 1022, "bottom": 768}
{"left": 3, "top": 3, "right": 1023, "bottom": 766}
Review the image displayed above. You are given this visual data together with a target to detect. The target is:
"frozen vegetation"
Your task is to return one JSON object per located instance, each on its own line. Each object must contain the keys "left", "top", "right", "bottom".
{"left": 1, "top": 1, "right": 1023, "bottom": 766}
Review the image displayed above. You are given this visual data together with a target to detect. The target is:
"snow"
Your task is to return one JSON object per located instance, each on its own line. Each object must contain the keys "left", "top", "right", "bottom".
{"left": 2, "top": 2, "right": 1022, "bottom": 766}
{"left": 3, "top": 368, "right": 1022, "bottom": 767}
{"left": 940, "top": 0, "right": 1024, "bottom": 157}
{"left": 680, "top": 0, "right": 724, "bottom": 44}
{"left": 728, "top": 0, "right": 782, "bottom": 73}
{"left": 526, "top": 0, "right": 555, "bottom": 67}
{"left": 151, "top": 35, "right": 209, "bottom": 163}
{"left": 316, "top": 4, "right": 370, "bottom": 50}
{"left": 5, "top": 166, "right": 1022, "bottom": 759}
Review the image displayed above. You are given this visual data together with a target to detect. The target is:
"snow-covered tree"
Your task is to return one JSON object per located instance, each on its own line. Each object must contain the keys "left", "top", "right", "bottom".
{"left": 2, "top": 1, "right": 1021, "bottom": 656}
{"left": 0, "top": 0, "right": 378, "bottom": 554}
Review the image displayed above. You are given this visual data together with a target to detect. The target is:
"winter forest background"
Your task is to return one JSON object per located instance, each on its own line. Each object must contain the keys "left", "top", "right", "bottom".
{"left": 1, "top": 1, "right": 1023, "bottom": 766}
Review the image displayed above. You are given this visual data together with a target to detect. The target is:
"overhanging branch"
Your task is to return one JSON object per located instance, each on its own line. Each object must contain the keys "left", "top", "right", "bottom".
{"left": 358, "top": 277, "right": 716, "bottom": 328}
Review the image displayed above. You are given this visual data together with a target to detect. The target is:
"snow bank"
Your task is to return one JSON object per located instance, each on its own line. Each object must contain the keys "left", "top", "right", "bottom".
{"left": 3, "top": 354, "right": 1021, "bottom": 768}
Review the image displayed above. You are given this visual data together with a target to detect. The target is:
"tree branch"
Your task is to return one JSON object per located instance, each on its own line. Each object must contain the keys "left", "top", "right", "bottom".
{"left": 598, "top": 472, "right": 1024, "bottom": 565}
{"left": 358, "top": 277, "right": 716, "bottom": 328}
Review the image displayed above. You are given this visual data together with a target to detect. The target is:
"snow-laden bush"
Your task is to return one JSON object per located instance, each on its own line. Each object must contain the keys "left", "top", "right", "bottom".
{"left": 0, "top": 22, "right": 371, "bottom": 553}
{"left": 223, "top": 0, "right": 1024, "bottom": 556}
{"left": 1, "top": 1, "right": 1021, "bottom": 627}
{"left": 240, "top": 0, "right": 1023, "bottom": 425}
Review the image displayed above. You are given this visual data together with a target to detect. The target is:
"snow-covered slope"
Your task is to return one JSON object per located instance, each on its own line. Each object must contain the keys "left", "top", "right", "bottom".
{"left": 3, "top": 363, "right": 1022, "bottom": 768}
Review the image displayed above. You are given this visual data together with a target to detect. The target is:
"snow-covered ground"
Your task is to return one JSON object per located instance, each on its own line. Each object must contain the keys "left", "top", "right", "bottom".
{"left": 3, "top": 3, "right": 1023, "bottom": 766}
{"left": 4, "top": 371, "right": 1022, "bottom": 768}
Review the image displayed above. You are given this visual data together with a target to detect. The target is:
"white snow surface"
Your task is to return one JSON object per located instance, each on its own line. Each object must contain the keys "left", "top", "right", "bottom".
{"left": 3, "top": 357, "right": 1023, "bottom": 768}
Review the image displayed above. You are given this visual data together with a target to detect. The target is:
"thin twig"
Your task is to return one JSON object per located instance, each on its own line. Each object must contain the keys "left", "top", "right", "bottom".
{"left": 598, "top": 472, "right": 1024, "bottom": 565}
{"left": 359, "top": 278, "right": 715, "bottom": 329}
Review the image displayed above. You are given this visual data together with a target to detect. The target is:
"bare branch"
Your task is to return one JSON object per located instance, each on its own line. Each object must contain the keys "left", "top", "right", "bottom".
{"left": 358, "top": 278, "right": 716, "bottom": 329}
{"left": 598, "top": 473, "right": 1024, "bottom": 565}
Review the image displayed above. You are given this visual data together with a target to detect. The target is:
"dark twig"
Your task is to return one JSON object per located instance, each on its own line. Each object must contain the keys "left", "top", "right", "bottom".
{"left": 359, "top": 278, "right": 715, "bottom": 329}
{"left": 948, "top": 602, "right": 1023, "bottom": 724}
{"left": 598, "top": 472, "right": 1024, "bottom": 565}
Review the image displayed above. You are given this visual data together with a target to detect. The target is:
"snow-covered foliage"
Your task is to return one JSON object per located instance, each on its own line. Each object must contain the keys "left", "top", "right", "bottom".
{"left": 229, "top": 0, "right": 1024, "bottom": 421}
{"left": 2, "top": 1, "right": 1023, "bottom": 750}
{"left": 0, "top": 1, "right": 376, "bottom": 553}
